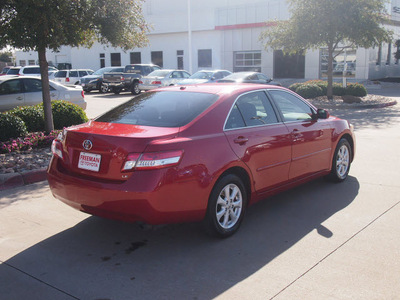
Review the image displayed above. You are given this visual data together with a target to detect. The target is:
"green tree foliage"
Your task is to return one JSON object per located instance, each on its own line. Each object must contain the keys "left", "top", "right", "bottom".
{"left": 0, "top": 50, "right": 12, "bottom": 62}
{"left": 0, "top": 0, "right": 149, "bottom": 132}
{"left": 260, "top": 0, "right": 392, "bottom": 98}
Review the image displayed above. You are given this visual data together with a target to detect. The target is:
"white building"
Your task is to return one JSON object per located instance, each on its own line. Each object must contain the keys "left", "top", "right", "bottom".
{"left": 15, "top": 0, "right": 400, "bottom": 81}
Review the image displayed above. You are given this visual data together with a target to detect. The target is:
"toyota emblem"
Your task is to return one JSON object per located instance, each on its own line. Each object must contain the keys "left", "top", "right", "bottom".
{"left": 83, "top": 140, "right": 93, "bottom": 151}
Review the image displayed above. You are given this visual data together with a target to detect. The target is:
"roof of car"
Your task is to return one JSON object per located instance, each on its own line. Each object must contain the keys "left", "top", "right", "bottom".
{"left": 155, "top": 82, "right": 285, "bottom": 96}
{"left": 0, "top": 75, "right": 40, "bottom": 82}
{"left": 57, "top": 69, "right": 94, "bottom": 71}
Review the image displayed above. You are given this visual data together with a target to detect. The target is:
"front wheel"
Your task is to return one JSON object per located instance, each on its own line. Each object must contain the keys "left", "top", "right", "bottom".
{"left": 327, "top": 138, "right": 352, "bottom": 182}
{"left": 99, "top": 84, "right": 109, "bottom": 93}
{"left": 131, "top": 82, "right": 141, "bottom": 95}
{"left": 204, "top": 174, "right": 247, "bottom": 238}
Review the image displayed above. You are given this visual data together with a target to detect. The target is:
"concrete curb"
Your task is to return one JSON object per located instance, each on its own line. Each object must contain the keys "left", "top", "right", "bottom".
{"left": 0, "top": 168, "right": 47, "bottom": 191}
{"left": 314, "top": 100, "right": 397, "bottom": 110}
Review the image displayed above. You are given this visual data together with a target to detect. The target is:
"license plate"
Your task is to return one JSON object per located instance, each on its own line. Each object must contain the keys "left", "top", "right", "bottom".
{"left": 78, "top": 152, "right": 101, "bottom": 172}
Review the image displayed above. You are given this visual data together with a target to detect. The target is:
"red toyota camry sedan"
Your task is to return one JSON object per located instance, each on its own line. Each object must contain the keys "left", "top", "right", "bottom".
{"left": 47, "top": 84, "right": 355, "bottom": 237}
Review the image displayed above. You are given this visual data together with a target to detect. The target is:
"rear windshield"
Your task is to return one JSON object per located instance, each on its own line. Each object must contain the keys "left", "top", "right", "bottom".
{"left": 96, "top": 91, "right": 218, "bottom": 127}
{"left": 147, "top": 70, "right": 171, "bottom": 77}
{"left": 190, "top": 71, "right": 213, "bottom": 79}
{"left": 55, "top": 71, "right": 67, "bottom": 77}
{"left": 7, "top": 68, "right": 20, "bottom": 75}
{"left": 93, "top": 67, "right": 115, "bottom": 75}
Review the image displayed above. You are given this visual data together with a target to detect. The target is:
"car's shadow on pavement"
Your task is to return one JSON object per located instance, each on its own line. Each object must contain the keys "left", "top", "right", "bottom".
{"left": 2, "top": 177, "right": 359, "bottom": 299}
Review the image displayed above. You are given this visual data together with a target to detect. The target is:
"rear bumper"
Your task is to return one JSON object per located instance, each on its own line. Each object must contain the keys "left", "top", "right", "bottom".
{"left": 47, "top": 158, "right": 208, "bottom": 224}
{"left": 138, "top": 84, "right": 160, "bottom": 91}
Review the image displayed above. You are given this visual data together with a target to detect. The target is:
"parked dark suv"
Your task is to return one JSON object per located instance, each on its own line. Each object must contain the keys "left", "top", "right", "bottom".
{"left": 79, "top": 66, "right": 124, "bottom": 93}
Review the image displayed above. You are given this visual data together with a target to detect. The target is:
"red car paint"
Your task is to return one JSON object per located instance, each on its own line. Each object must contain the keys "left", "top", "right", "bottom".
{"left": 47, "top": 84, "right": 355, "bottom": 226}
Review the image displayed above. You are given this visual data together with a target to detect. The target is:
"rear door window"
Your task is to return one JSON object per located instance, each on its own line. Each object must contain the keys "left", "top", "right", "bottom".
{"left": 225, "top": 91, "right": 278, "bottom": 129}
{"left": 69, "top": 71, "right": 79, "bottom": 77}
{"left": 23, "top": 67, "right": 41, "bottom": 74}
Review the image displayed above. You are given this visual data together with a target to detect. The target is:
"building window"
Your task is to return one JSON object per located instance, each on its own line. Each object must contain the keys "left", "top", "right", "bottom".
{"left": 234, "top": 51, "right": 261, "bottom": 72}
{"left": 28, "top": 60, "right": 35, "bottom": 65}
{"left": 177, "top": 50, "right": 184, "bottom": 70}
{"left": 111, "top": 53, "right": 121, "bottom": 66}
{"left": 130, "top": 52, "right": 141, "bottom": 64}
{"left": 198, "top": 49, "right": 212, "bottom": 68}
{"left": 320, "top": 48, "right": 356, "bottom": 78}
{"left": 151, "top": 51, "right": 163, "bottom": 67}
{"left": 99, "top": 53, "right": 105, "bottom": 68}
{"left": 19, "top": 60, "right": 26, "bottom": 67}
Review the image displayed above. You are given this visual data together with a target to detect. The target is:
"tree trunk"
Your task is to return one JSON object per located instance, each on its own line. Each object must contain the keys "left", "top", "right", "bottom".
{"left": 38, "top": 47, "right": 54, "bottom": 133}
{"left": 327, "top": 43, "right": 334, "bottom": 100}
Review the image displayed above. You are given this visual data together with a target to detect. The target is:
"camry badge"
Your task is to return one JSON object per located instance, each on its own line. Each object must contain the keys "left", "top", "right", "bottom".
{"left": 83, "top": 140, "right": 93, "bottom": 151}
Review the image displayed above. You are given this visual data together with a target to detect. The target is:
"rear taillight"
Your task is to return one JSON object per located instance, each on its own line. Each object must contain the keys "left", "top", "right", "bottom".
{"left": 122, "top": 150, "right": 183, "bottom": 171}
{"left": 139, "top": 80, "right": 143, "bottom": 84}
{"left": 151, "top": 81, "right": 162, "bottom": 85}
{"left": 51, "top": 140, "right": 63, "bottom": 159}
{"left": 81, "top": 90, "right": 85, "bottom": 98}
{"left": 66, "top": 77, "right": 70, "bottom": 82}
{"left": 121, "top": 76, "right": 125, "bottom": 81}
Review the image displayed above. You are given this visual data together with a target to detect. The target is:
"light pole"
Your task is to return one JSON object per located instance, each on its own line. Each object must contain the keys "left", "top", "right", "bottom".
{"left": 188, "top": 0, "right": 193, "bottom": 74}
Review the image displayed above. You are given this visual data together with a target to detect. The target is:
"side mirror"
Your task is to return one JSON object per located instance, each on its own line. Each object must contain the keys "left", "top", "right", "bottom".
{"left": 316, "top": 108, "right": 330, "bottom": 119}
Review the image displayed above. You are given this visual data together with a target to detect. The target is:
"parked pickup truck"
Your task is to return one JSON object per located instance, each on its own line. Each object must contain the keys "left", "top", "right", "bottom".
{"left": 103, "top": 64, "right": 161, "bottom": 95}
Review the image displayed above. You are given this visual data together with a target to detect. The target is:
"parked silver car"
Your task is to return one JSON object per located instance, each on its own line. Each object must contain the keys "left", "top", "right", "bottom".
{"left": 138, "top": 69, "right": 191, "bottom": 92}
{"left": 0, "top": 76, "right": 87, "bottom": 112}
{"left": 178, "top": 70, "right": 231, "bottom": 85}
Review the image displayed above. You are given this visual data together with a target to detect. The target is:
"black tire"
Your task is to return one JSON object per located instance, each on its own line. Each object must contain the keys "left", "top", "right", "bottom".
{"left": 131, "top": 82, "right": 141, "bottom": 95}
{"left": 99, "top": 84, "right": 108, "bottom": 93}
{"left": 204, "top": 174, "right": 247, "bottom": 238}
{"left": 327, "top": 138, "right": 352, "bottom": 182}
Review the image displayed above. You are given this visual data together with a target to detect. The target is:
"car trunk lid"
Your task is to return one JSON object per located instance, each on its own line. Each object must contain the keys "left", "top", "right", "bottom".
{"left": 59, "top": 121, "right": 179, "bottom": 181}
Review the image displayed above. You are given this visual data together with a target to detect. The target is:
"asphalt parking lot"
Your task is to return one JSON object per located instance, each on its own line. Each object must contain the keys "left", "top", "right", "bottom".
{"left": 0, "top": 87, "right": 399, "bottom": 300}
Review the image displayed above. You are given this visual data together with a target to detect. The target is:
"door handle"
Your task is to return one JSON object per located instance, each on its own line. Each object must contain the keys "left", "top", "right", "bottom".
{"left": 16, "top": 96, "right": 23, "bottom": 101}
{"left": 234, "top": 136, "right": 249, "bottom": 145}
{"left": 50, "top": 93, "right": 57, "bottom": 97}
{"left": 291, "top": 129, "right": 302, "bottom": 142}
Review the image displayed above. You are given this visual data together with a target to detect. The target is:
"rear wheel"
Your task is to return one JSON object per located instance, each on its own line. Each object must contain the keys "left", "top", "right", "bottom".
{"left": 328, "top": 138, "right": 352, "bottom": 182}
{"left": 204, "top": 174, "right": 247, "bottom": 238}
{"left": 131, "top": 82, "right": 141, "bottom": 95}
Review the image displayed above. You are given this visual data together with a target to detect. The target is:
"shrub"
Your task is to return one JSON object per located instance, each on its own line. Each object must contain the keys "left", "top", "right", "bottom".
{"left": 346, "top": 83, "right": 367, "bottom": 97}
{"left": 306, "top": 80, "right": 328, "bottom": 95}
{"left": 332, "top": 83, "right": 346, "bottom": 96}
{"left": 0, "top": 113, "right": 28, "bottom": 142}
{"left": 288, "top": 82, "right": 303, "bottom": 92}
{"left": 38, "top": 100, "right": 88, "bottom": 129}
{"left": 7, "top": 105, "right": 45, "bottom": 132}
{"left": 295, "top": 84, "right": 324, "bottom": 99}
